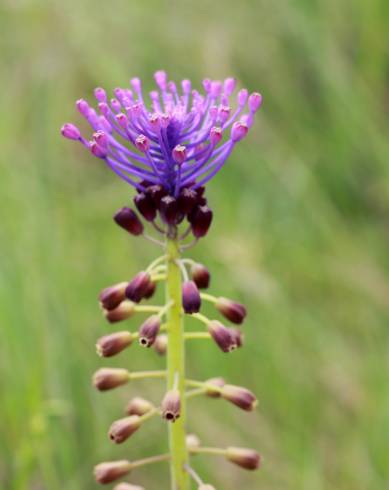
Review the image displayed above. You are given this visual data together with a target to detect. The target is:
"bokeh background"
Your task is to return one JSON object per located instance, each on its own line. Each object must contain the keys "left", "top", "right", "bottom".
{"left": 1, "top": 0, "right": 388, "bottom": 489}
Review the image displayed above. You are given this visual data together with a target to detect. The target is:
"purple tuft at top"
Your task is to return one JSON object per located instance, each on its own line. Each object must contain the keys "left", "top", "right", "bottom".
{"left": 61, "top": 71, "right": 262, "bottom": 196}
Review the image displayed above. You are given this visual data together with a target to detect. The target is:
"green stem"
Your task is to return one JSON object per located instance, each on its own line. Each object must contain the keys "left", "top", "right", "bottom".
{"left": 166, "top": 237, "right": 190, "bottom": 490}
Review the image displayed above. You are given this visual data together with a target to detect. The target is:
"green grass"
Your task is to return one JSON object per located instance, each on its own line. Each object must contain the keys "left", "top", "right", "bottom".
{"left": 1, "top": 0, "right": 388, "bottom": 488}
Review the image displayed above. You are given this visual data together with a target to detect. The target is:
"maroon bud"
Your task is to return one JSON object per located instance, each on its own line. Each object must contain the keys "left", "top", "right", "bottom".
{"left": 153, "top": 334, "right": 168, "bottom": 355}
{"left": 161, "top": 389, "right": 181, "bottom": 422}
{"left": 108, "top": 415, "right": 141, "bottom": 443}
{"left": 178, "top": 188, "right": 197, "bottom": 215}
{"left": 182, "top": 281, "right": 201, "bottom": 314}
{"left": 159, "top": 195, "right": 181, "bottom": 225}
{"left": 125, "top": 271, "right": 151, "bottom": 303}
{"left": 226, "top": 447, "right": 261, "bottom": 470}
{"left": 93, "top": 368, "right": 130, "bottom": 391}
{"left": 99, "top": 282, "right": 128, "bottom": 310}
{"left": 104, "top": 301, "right": 135, "bottom": 323}
{"left": 197, "top": 195, "right": 208, "bottom": 206}
{"left": 147, "top": 184, "right": 167, "bottom": 206}
{"left": 138, "top": 315, "right": 161, "bottom": 347}
{"left": 134, "top": 193, "right": 157, "bottom": 221}
{"left": 230, "top": 328, "right": 244, "bottom": 348}
{"left": 94, "top": 460, "right": 132, "bottom": 484}
{"left": 96, "top": 331, "right": 133, "bottom": 357}
{"left": 190, "top": 205, "right": 213, "bottom": 237}
{"left": 207, "top": 320, "right": 238, "bottom": 353}
{"left": 191, "top": 263, "right": 210, "bottom": 289}
{"left": 114, "top": 207, "right": 144, "bottom": 235}
{"left": 126, "top": 397, "right": 154, "bottom": 416}
{"left": 205, "top": 377, "right": 226, "bottom": 397}
{"left": 143, "top": 280, "right": 157, "bottom": 299}
{"left": 196, "top": 186, "right": 205, "bottom": 197}
{"left": 215, "top": 297, "right": 247, "bottom": 324}
{"left": 137, "top": 180, "right": 153, "bottom": 192}
{"left": 221, "top": 384, "right": 258, "bottom": 411}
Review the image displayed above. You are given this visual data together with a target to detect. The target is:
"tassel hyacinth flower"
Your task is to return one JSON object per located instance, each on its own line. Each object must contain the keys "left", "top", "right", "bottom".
{"left": 62, "top": 71, "right": 262, "bottom": 489}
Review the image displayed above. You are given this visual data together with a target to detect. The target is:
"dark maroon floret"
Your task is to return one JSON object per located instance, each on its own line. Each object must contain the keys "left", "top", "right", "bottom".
{"left": 125, "top": 271, "right": 151, "bottom": 303}
{"left": 182, "top": 280, "right": 201, "bottom": 314}
{"left": 160, "top": 196, "right": 182, "bottom": 225}
{"left": 147, "top": 184, "right": 167, "bottom": 206}
{"left": 177, "top": 188, "right": 198, "bottom": 215}
{"left": 113, "top": 207, "right": 144, "bottom": 235}
{"left": 190, "top": 205, "right": 213, "bottom": 237}
{"left": 134, "top": 193, "right": 157, "bottom": 221}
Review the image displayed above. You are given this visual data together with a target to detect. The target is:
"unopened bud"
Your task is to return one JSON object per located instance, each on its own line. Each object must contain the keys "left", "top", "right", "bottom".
{"left": 93, "top": 368, "right": 130, "bottom": 391}
{"left": 190, "top": 205, "right": 213, "bottom": 238}
{"left": 109, "top": 415, "right": 141, "bottom": 443}
{"left": 90, "top": 141, "right": 108, "bottom": 158}
{"left": 96, "top": 331, "right": 133, "bottom": 357}
{"left": 147, "top": 184, "right": 167, "bottom": 206}
{"left": 177, "top": 188, "right": 197, "bottom": 215}
{"left": 215, "top": 297, "right": 247, "bottom": 324}
{"left": 190, "top": 263, "right": 210, "bottom": 289}
{"left": 205, "top": 377, "right": 226, "bottom": 397}
{"left": 114, "top": 207, "right": 144, "bottom": 236}
{"left": 134, "top": 193, "right": 157, "bottom": 222}
{"left": 94, "top": 460, "right": 132, "bottom": 484}
{"left": 159, "top": 195, "right": 181, "bottom": 225}
{"left": 61, "top": 123, "right": 80, "bottom": 140}
{"left": 186, "top": 433, "right": 201, "bottom": 449}
{"left": 226, "top": 447, "right": 261, "bottom": 470}
{"left": 126, "top": 397, "right": 154, "bottom": 416}
{"left": 224, "top": 77, "right": 236, "bottom": 95}
{"left": 231, "top": 122, "right": 248, "bottom": 142}
{"left": 161, "top": 389, "right": 181, "bottom": 422}
{"left": 221, "top": 384, "right": 257, "bottom": 411}
{"left": 210, "top": 126, "right": 223, "bottom": 145}
{"left": 99, "top": 282, "right": 128, "bottom": 310}
{"left": 182, "top": 281, "right": 201, "bottom": 314}
{"left": 153, "top": 334, "right": 168, "bottom": 355}
{"left": 138, "top": 315, "right": 161, "bottom": 347}
{"left": 207, "top": 321, "right": 238, "bottom": 353}
{"left": 143, "top": 280, "right": 157, "bottom": 299}
{"left": 172, "top": 145, "right": 187, "bottom": 165}
{"left": 248, "top": 92, "right": 262, "bottom": 112}
{"left": 104, "top": 301, "right": 135, "bottom": 323}
{"left": 125, "top": 272, "right": 151, "bottom": 303}
{"left": 230, "top": 328, "right": 244, "bottom": 348}
{"left": 135, "top": 134, "right": 150, "bottom": 153}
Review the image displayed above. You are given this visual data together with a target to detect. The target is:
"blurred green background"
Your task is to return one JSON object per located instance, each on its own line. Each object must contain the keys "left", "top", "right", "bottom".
{"left": 1, "top": 0, "right": 388, "bottom": 489}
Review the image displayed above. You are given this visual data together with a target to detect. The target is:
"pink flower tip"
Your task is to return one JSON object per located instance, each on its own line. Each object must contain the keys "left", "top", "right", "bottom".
{"left": 181, "top": 79, "right": 191, "bottom": 94}
{"left": 93, "top": 130, "right": 108, "bottom": 148}
{"left": 238, "top": 89, "right": 249, "bottom": 106}
{"left": 172, "top": 144, "right": 187, "bottom": 165}
{"left": 224, "top": 77, "right": 236, "bottom": 96}
{"left": 94, "top": 87, "right": 107, "bottom": 102}
{"left": 248, "top": 92, "right": 263, "bottom": 112}
{"left": 76, "top": 99, "right": 89, "bottom": 116}
{"left": 210, "top": 127, "right": 223, "bottom": 145}
{"left": 90, "top": 141, "right": 108, "bottom": 158}
{"left": 231, "top": 121, "right": 249, "bottom": 142}
{"left": 135, "top": 134, "right": 150, "bottom": 153}
{"left": 154, "top": 70, "right": 167, "bottom": 90}
{"left": 61, "top": 123, "right": 80, "bottom": 140}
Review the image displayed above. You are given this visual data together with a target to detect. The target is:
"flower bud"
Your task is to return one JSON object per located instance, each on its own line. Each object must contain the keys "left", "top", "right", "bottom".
{"left": 138, "top": 315, "right": 161, "bottom": 347}
{"left": 126, "top": 397, "right": 154, "bottom": 416}
{"left": 61, "top": 123, "right": 80, "bottom": 140}
{"left": 159, "top": 196, "right": 181, "bottom": 225}
{"left": 231, "top": 122, "right": 249, "bottom": 142}
{"left": 226, "top": 447, "right": 261, "bottom": 470}
{"left": 147, "top": 184, "right": 167, "bottom": 206}
{"left": 248, "top": 92, "right": 262, "bottom": 112}
{"left": 190, "top": 263, "right": 210, "bottom": 289}
{"left": 177, "top": 188, "right": 197, "bottom": 215}
{"left": 161, "top": 389, "right": 181, "bottom": 422}
{"left": 90, "top": 141, "right": 108, "bottom": 158}
{"left": 182, "top": 281, "right": 201, "bottom": 314}
{"left": 104, "top": 300, "right": 135, "bottom": 323}
{"left": 190, "top": 205, "right": 213, "bottom": 238}
{"left": 221, "top": 385, "right": 257, "bottom": 411}
{"left": 114, "top": 484, "right": 144, "bottom": 490}
{"left": 99, "top": 282, "right": 128, "bottom": 310}
{"left": 109, "top": 415, "right": 141, "bottom": 443}
{"left": 143, "top": 280, "right": 157, "bottom": 299}
{"left": 210, "top": 126, "right": 223, "bottom": 145}
{"left": 153, "top": 334, "right": 168, "bottom": 355}
{"left": 94, "top": 460, "right": 132, "bottom": 484}
{"left": 93, "top": 368, "right": 130, "bottom": 391}
{"left": 186, "top": 433, "right": 201, "bottom": 449}
{"left": 224, "top": 77, "right": 236, "bottom": 95}
{"left": 96, "top": 331, "right": 133, "bottom": 357}
{"left": 125, "top": 272, "right": 151, "bottom": 303}
{"left": 134, "top": 193, "right": 157, "bottom": 222}
{"left": 230, "top": 328, "right": 244, "bottom": 348}
{"left": 205, "top": 377, "right": 226, "bottom": 397}
{"left": 135, "top": 134, "right": 150, "bottom": 153}
{"left": 207, "top": 321, "right": 238, "bottom": 353}
{"left": 172, "top": 144, "right": 187, "bottom": 165}
{"left": 215, "top": 297, "right": 247, "bottom": 324}
{"left": 114, "top": 207, "right": 144, "bottom": 236}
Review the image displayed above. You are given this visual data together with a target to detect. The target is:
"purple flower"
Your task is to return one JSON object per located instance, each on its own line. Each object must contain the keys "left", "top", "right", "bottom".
{"left": 61, "top": 71, "right": 262, "bottom": 197}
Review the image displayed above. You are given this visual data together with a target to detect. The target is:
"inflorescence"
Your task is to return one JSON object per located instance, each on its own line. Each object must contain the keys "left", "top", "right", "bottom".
{"left": 62, "top": 71, "right": 262, "bottom": 490}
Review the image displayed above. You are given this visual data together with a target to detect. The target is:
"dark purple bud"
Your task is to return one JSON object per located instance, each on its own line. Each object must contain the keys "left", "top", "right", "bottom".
{"left": 153, "top": 334, "right": 168, "bottom": 355}
{"left": 96, "top": 331, "right": 133, "bottom": 357}
{"left": 207, "top": 320, "right": 238, "bottom": 353}
{"left": 134, "top": 193, "right": 157, "bottom": 221}
{"left": 190, "top": 263, "right": 210, "bottom": 289}
{"left": 159, "top": 195, "right": 182, "bottom": 225}
{"left": 99, "top": 282, "right": 128, "bottom": 310}
{"left": 182, "top": 281, "right": 201, "bottom": 314}
{"left": 94, "top": 460, "right": 132, "bottom": 484}
{"left": 230, "top": 328, "right": 244, "bottom": 348}
{"left": 178, "top": 188, "right": 197, "bottom": 215}
{"left": 196, "top": 186, "right": 205, "bottom": 197}
{"left": 104, "top": 301, "right": 135, "bottom": 323}
{"left": 196, "top": 196, "right": 208, "bottom": 206}
{"left": 108, "top": 415, "right": 141, "bottom": 444}
{"left": 221, "top": 384, "right": 258, "bottom": 411}
{"left": 125, "top": 272, "right": 151, "bottom": 303}
{"left": 147, "top": 184, "right": 167, "bottom": 206}
{"left": 143, "top": 280, "right": 157, "bottom": 299}
{"left": 161, "top": 389, "right": 181, "bottom": 422}
{"left": 93, "top": 368, "right": 130, "bottom": 391}
{"left": 137, "top": 180, "right": 153, "bottom": 193}
{"left": 114, "top": 207, "right": 144, "bottom": 236}
{"left": 215, "top": 297, "right": 247, "bottom": 324}
{"left": 138, "top": 315, "right": 161, "bottom": 347}
{"left": 190, "top": 205, "right": 213, "bottom": 238}
{"left": 126, "top": 397, "right": 154, "bottom": 416}
{"left": 226, "top": 447, "right": 261, "bottom": 470}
